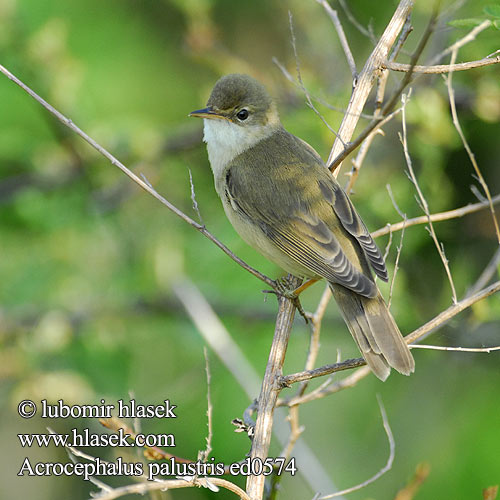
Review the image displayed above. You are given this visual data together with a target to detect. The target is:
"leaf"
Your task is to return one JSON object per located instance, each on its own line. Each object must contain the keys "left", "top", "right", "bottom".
{"left": 484, "top": 5, "right": 500, "bottom": 18}
{"left": 494, "top": 19, "right": 500, "bottom": 29}
{"left": 448, "top": 18, "right": 486, "bottom": 28}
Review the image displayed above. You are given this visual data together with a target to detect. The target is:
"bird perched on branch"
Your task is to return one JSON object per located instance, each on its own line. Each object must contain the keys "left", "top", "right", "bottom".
{"left": 190, "top": 73, "right": 414, "bottom": 380}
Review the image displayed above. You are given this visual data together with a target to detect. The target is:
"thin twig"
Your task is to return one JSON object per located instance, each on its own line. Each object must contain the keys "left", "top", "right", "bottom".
{"left": 388, "top": 220, "right": 406, "bottom": 309}
{"left": 316, "top": 396, "right": 395, "bottom": 499}
{"left": 399, "top": 93, "right": 458, "bottom": 304}
{"left": 389, "top": 13, "right": 413, "bottom": 62}
{"left": 384, "top": 55, "right": 500, "bottom": 73}
{"left": 48, "top": 428, "right": 115, "bottom": 492}
{"left": 272, "top": 57, "right": 375, "bottom": 119}
{"left": 189, "top": 169, "right": 204, "bottom": 227}
{"left": 381, "top": 226, "right": 394, "bottom": 265}
{"left": 198, "top": 347, "right": 213, "bottom": 463}
{"left": 410, "top": 345, "right": 500, "bottom": 353}
{"left": 338, "top": 0, "right": 376, "bottom": 42}
{"left": 300, "top": 284, "right": 332, "bottom": 391}
{"left": 99, "top": 416, "right": 192, "bottom": 463}
{"left": 317, "top": 0, "right": 357, "bottom": 79}
{"left": 0, "top": 63, "right": 275, "bottom": 289}
{"left": 445, "top": 49, "right": 500, "bottom": 243}
{"left": 466, "top": 246, "right": 500, "bottom": 297}
{"left": 385, "top": 184, "right": 406, "bottom": 307}
{"left": 406, "top": 280, "right": 500, "bottom": 344}
{"left": 279, "top": 366, "right": 371, "bottom": 407}
{"left": 280, "top": 357, "right": 366, "bottom": 387}
{"left": 371, "top": 193, "right": 500, "bottom": 239}
{"left": 288, "top": 12, "right": 341, "bottom": 139}
{"left": 91, "top": 476, "right": 252, "bottom": 500}
{"left": 427, "top": 20, "right": 493, "bottom": 66}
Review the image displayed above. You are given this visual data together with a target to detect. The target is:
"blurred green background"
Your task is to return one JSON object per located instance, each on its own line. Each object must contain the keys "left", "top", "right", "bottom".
{"left": 1, "top": 0, "right": 499, "bottom": 499}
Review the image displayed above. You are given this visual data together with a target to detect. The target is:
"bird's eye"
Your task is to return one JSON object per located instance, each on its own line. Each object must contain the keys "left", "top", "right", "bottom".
{"left": 236, "top": 109, "right": 249, "bottom": 121}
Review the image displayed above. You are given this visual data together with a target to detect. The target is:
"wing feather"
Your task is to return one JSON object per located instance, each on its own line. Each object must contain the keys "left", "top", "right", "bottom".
{"left": 223, "top": 128, "right": 385, "bottom": 297}
{"left": 318, "top": 178, "right": 388, "bottom": 281}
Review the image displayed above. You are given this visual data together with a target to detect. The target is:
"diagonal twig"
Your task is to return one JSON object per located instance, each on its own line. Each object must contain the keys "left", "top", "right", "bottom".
{"left": 445, "top": 48, "right": 500, "bottom": 244}
{"left": 316, "top": 0, "right": 357, "bottom": 80}
{"left": 278, "top": 280, "right": 500, "bottom": 392}
{"left": 399, "top": 93, "right": 458, "bottom": 304}
{"left": 0, "top": 63, "right": 276, "bottom": 289}
{"left": 288, "top": 12, "right": 341, "bottom": 139}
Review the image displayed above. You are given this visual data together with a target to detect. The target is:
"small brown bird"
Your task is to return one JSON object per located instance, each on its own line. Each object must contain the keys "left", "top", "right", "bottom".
{"left": 190, "top": 74, "right": 414, "bottom": 380}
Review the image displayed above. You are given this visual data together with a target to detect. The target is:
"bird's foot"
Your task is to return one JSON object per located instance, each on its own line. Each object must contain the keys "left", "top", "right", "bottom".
{"left": 263, "top": 276, "right": 309, "bottom": 323}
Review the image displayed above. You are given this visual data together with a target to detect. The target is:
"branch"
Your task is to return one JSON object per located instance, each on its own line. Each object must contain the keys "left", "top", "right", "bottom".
{"left": 411, "top": 345, "right": 500, "bottom": 353}
{"left": 279, "top": 281, "right": 500, "bottom": 393}
{"left": 406, "top": 280, "right": 500, "bottom": 344}
{"left": 384, "top": 55, "right": 500, "bottom": 73}
{"left": 92, "top": 477, "right": 252, "bottom": 500}
{"left": 371, "top": 193, "right": 500, "bottom": 239}
{"left": 0, "top": 63, "right": 276, "bottom": 289}
{"left": 327, "top": 0, "right": 415, "bottom": 172}
{"left": 329, "top": 4, "right": 438, "bottom": 173}
{"left": 246, "top": 275, "right": 301, "bottom": 500}
{"left": 280, "top": 358, "right": 366, "bottom": 387}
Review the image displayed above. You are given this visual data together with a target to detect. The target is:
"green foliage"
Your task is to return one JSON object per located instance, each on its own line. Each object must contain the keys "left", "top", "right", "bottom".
{"left": 448, "top": 2, "right": 500, "bottom": 28}
{"left": 484, "top": 4, "right": 500, "bottom": 18}
{"left": 448, "top": 17, "right": 488, "bottom": 28}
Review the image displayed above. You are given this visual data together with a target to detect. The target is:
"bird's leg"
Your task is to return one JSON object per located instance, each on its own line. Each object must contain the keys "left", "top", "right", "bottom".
{"left": 292, "top": 277, "right": 319, "bottom": 296}
{"left": 264, "top": 276, "right": 320, "bottom": 323}
{"left": 271, "top": 276, "right": 319, "bottom": 299}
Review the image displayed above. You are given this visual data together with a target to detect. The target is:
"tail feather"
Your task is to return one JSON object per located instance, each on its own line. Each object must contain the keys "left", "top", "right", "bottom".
{"left": 330, "top": 283, "right": 415, "bottom": 381}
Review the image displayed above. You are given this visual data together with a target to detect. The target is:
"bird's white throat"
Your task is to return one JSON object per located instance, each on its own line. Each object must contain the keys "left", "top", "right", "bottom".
{"left": 203, "top": 119, "right": 275, "bottom": 179}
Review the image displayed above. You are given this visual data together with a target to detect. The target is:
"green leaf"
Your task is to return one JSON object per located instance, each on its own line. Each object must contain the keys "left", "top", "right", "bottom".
{"left": 484, "top": 5, "right": 500, "bottom": 18}
{"left": 448, "top": 18, "right": 486, "bottom": 28}
{"left": 494, "top": 19, "right": 500, "bottom": 29}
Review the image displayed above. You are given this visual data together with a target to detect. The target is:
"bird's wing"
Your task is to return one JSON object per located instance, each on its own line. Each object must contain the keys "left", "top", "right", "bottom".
{"left": 225, "top": 157, "right": 380, "bottom": 297}
{"left": 316, "top": 176, "right": 388, "bottom": 282}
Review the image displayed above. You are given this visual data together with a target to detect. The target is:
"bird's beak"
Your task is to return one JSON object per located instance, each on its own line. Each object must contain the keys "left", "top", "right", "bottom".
{"left": 189, "top": 107, "right": 228, "bottom": 121}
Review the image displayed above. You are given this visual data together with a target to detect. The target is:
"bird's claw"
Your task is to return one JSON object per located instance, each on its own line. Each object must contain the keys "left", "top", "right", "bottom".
{"left": 263, "top": 277, "right": 309, "bottom": 323}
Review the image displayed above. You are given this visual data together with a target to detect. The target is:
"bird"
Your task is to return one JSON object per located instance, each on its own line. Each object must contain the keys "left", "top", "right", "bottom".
{"left": 190, "top": 73, "right": 414, "bottom": 380}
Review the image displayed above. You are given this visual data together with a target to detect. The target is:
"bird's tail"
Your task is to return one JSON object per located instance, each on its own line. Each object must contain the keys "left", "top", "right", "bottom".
{"left": 329, "top": 283, "right": 415, "bottom": 381}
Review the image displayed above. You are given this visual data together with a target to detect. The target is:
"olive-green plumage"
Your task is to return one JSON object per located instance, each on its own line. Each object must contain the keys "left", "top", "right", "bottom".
{"left": 190, "top": 74, "right": 415, "bottom": 380}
